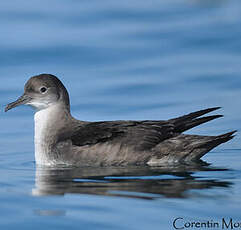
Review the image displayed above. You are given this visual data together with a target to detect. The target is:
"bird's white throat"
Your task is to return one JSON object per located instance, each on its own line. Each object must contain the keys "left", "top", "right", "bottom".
{"left": 34, "top": 104, "right": 60, "bottom": 165}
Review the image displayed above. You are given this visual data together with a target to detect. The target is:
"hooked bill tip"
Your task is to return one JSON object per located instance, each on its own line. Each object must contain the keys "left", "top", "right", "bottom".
{"left": 5, "top": 102, "right": 14, "bottom": 112}
{"left": 4, "top": 105, "right": 9, "bottom": 112}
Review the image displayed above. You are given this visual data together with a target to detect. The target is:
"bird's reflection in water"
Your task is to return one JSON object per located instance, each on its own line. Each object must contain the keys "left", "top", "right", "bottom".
{"left": 32, "top": 161, "right": 231, "bottom": 200}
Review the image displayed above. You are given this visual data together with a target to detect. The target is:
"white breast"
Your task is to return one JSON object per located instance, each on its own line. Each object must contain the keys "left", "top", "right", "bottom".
{"left": 34, "top": 105, "right": 57, "bottom": 165}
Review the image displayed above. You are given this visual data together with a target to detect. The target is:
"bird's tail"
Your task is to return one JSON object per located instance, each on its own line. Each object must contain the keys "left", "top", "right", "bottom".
{"left": 184, "top": 130, "right": 237, "bottom": 161}
{"left": 149, "top": 130, "right": 237, "bottom": 166}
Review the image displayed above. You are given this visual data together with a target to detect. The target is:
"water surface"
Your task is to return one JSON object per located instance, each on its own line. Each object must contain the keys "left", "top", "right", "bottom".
{"left": 0, "top": 0, "right": 241, "bottom": 229}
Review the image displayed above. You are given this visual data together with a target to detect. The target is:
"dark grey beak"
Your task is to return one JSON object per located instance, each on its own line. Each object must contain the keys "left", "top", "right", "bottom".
{"left": 5, "top": 94, "right": 32, "bottom": 112}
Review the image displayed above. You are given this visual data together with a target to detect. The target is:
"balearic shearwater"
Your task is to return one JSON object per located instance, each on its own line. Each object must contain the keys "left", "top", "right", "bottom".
{"left": 5, "top": 74, "right": 236, "bottom": 166}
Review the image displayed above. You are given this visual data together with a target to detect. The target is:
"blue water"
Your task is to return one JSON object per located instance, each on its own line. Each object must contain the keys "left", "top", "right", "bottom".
{"left": 0, "top": 0, "right": 241, "bottom": 229}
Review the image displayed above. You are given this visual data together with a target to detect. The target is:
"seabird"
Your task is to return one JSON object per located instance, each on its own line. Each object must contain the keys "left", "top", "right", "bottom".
{"left": 5, "top": 74, "right": 236, "bottom": 166}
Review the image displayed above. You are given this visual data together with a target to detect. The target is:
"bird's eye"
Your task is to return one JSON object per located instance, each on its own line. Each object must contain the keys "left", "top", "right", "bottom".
{"left": 40, "top": 87, "right": 47, "bottom": 93}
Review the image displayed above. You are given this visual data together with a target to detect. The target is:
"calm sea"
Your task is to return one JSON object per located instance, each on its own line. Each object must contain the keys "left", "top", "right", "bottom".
{"left": 0, "top": 0, "right": 241, "bottom": 229}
